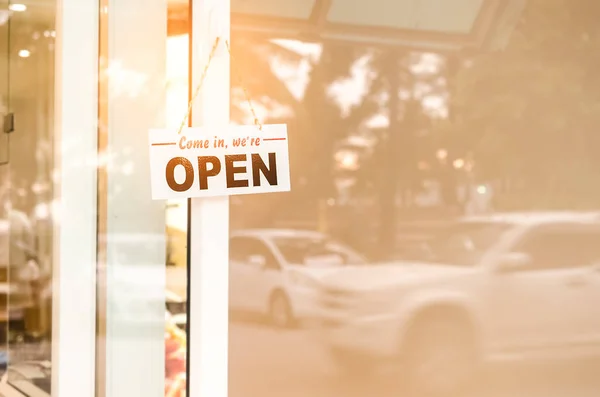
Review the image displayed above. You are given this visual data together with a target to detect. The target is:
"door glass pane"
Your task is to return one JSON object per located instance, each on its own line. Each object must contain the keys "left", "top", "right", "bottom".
{"left": 0, "top": 0, "right": 9, "bottom": 375}
{"left": 227, "top": 3, "right": 600, "bottom": 397}
{"left": 0, "top": 1, "right": 7, "bottom": 166}
{"left": 2, "top": 0, "right": 56, "bottom": 392}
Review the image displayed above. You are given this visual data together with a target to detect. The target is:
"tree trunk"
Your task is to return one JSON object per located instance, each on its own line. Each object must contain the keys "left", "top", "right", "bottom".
{"left": 377, "top": 53, "right": 402, "bottom": 260}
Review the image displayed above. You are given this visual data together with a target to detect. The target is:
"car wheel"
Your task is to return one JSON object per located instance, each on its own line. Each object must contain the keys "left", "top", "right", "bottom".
{"left": 400, "top": 318, "right": 478, "bottom": 397}
{"left": 268, "top": 291, "right": 294, "bottom": 328}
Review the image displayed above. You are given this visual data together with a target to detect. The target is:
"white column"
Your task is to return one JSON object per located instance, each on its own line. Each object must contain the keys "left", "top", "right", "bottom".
{"left": 101, "top": 0, "right": 167, "bottom": 396}
{"left": 52, "top": 0, "right": 98, "bottom": 396}
{"left": 188, "top": 1, "right": 230, "bottom": 397}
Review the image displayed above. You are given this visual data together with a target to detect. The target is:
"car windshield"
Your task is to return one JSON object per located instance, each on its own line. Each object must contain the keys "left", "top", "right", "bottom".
{"left": 417, "top": 221, "right": 511, "bottom": 267}
{"left": 273, "top": 236, "right": 366, "bottom": 267}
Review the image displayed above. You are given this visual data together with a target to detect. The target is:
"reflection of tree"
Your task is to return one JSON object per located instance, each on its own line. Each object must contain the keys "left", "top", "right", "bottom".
{"left": 437, "top": 0, "right": 600, "bottom": 209}
{"left": 229, "top": 38, "right": 306, "bottom": 123}
{"left": 229, "top": 38, "right": 363, "bottom": 227}
{"left": 229, "top": 36, "right": 454, "bottom": 241}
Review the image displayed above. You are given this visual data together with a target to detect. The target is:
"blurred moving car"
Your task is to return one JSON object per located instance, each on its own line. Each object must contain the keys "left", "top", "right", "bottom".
{"left": 230, "top": 229, "right": 367, "bottom": 327}
{"left": 0, "top": 360, "right": 51, "bottom": 397}
{"left": 317, "top": 212, "right": 600, "bottom": 397}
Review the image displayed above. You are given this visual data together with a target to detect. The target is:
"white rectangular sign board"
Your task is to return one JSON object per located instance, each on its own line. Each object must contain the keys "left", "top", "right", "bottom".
{"left": 149, "top": 124, "right": 290, "bottom": 200}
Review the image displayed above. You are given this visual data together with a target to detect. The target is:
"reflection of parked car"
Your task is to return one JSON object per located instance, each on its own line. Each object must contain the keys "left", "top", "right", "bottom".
{"left": 317, "top": 212, "right": 600, "bottom": 397}
{"left": 0, "top": 360, "right": 51, "bottom": 396}
{"left": 230, "top": 229, "right": 367, "bottom": 328}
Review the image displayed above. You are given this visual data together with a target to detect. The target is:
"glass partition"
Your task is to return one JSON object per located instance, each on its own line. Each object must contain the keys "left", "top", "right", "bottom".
{"left": 0, "top": 1, "right": 9, "bottom": 374}
{"left": 0, "top": 0, "right": 100, "bottom": 396}
{"left": 4, "top": 0, "right": 55, "bottom": 362}
{"left": 0, "top": 0, "right": 56, "bottom": 394}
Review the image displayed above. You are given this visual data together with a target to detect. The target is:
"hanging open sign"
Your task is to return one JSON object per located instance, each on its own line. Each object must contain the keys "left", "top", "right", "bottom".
{"left": 149, "top": 124, "right": 290, "bottom": 200}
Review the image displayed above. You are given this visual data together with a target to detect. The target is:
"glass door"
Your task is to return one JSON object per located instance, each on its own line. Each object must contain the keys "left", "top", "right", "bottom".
{"left": 0, "top": 0, "right": 11, "bottom": 375}
{"left": 0, "top": 0, "right": 56, "bottom": 393}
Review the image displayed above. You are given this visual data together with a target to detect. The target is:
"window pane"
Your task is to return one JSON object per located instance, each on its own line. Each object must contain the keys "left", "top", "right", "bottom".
{"left": 0, "top": 0, "right": 56, "bottom": 391}
{"left": 227, "top": 4, "right": 600, "bottom": 397}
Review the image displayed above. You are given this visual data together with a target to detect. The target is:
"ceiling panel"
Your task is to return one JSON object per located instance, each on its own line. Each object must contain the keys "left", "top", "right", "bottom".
{"left": 416, "top": 0, "right": 484, "bottom": 33}
{"left": 232, "top": 0, "right": 316, "bottom": 19}
{"left": 327, "top": 0, "right": 418, "bottom": 30}
{"left": 327, "top": 0, "right": 484, "bottom": 33}
{"left": 170, "top": 0, "right": 521, "bottom": 51}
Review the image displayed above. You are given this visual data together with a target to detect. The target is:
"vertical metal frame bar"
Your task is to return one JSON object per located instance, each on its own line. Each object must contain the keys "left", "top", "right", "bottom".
{"left": 187, "top": 0, "right": 230, "bottom": 396}
{"left": 96, "top": 0, "right": 108, "bottom": 395}
{"left": 51, "top": 0, "right": 99, "bottom": 396}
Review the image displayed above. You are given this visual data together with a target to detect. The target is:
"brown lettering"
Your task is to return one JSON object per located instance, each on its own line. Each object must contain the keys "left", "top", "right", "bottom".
{"left": 165, "top": 157, "right": 194, "bottom": 192}
{"left": 197, "top": 156, "right": 221, "bottom": 190}
{"left": 225, "top": 154, "right": 249, "bottom": 188}
{"left": 251, "top": 153, "right": 278, "bottom": 187}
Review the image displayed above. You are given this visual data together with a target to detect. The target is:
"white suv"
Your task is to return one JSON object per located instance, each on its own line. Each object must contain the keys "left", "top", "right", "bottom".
{"left": 317, "top": 212, "right": 600, "bottom": 396}
{"left": 229, "top": 229, "right": 367, "bottom": 327}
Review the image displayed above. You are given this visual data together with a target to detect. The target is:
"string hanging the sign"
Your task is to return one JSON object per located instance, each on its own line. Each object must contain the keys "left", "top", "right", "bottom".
{"left": 149, "top": 37, "right": 290, "bottom": 201}
{"left": 177, "top": 37, "right": 264, "bottom": 135}
{"left": 225, "top": 40, "right": 263, "bottom": 131}
{"left": 177, "top": 37, "right": 221, "bottom": 135}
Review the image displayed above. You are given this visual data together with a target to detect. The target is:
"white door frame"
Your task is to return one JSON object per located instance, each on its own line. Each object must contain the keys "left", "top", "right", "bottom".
{"left": 188, "top": 0, "right": 231, "bottom": 396}
{"left": 52, "top": 0, "right": 98, "bottom": 396}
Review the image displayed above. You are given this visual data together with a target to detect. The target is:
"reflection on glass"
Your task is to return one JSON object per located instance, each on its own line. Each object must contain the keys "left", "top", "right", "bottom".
{"left": 417, "top": 221, "right": 511, "bottom": 266}
{"left": 271, "top": 235, "right": 366, "bottom": 266}
{"left": 226, "top": 3, "right": 600, "bottom": 397}
{"left": 0, "top": 0, "right": 56, "bottom": 393}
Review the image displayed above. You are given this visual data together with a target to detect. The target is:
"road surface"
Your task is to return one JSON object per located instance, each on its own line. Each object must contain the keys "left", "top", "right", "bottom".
{"left": 2, "top": 319, "right": 597, "bottom": 396}
{"left": 229, "top": 319, "right": 600, "bottom": 397}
